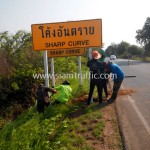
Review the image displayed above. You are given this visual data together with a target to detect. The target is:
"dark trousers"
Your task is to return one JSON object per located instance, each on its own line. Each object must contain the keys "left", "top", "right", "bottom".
{"left": 111, "top": 79, "right": 123, "bottom": 100}
{"left": 87, "top": 79, "right": 102, "bottom": 104}
{"left": 37, "top": 99, "right": 50, "bottom": 113}
{"left": 102, "top": 79, "right": 108, "bottom": 98}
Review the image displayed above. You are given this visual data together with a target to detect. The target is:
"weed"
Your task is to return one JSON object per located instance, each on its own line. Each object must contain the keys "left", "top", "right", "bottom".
{"left": 92, "top": 122, "right": 105, "bottom": 139}
{"left": 0, "top": 77, "right": 122, "bottom": 149}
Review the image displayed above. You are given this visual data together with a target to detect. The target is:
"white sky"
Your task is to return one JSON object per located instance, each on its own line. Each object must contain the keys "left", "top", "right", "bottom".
{"left": 0, "top": 0, "right": 149, "bottom": 49}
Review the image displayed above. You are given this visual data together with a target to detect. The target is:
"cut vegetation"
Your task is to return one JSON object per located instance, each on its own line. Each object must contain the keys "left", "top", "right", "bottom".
{"left": 0, "top": 79, "right": 123, "bottom": 149}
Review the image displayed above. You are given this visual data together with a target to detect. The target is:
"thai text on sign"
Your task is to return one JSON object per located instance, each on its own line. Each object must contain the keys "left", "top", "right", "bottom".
{"left": 31, "top": 19, "right": 102, "bottom": 51}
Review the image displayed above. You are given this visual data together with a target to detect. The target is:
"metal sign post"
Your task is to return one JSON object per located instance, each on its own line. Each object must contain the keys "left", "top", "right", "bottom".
{"left": 88, "top": 47, "right": 93, "bottom": 103}
{"left": 31, "top": 19, "right": 102, "bottom": 88}
{"left": 44, "top": 50, "right": 49, "bottom": 87}
{"left": 77, "top": 56, "right": 82, "bottom": 85}
{"left": 50, "top": 58, "right": 55, "bottom": 87}
{"left": 88, "top": 47, "right": 93, "bottom": 60}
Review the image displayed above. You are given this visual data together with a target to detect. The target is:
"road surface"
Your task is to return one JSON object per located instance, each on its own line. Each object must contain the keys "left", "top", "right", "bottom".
{"left": 112, "top": 58, "right": 150, "bottom": 150}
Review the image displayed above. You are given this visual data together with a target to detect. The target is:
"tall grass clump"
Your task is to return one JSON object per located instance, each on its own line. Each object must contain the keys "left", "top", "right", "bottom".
{"left": 0, "top": 76, "right": 91, "bottom": 149}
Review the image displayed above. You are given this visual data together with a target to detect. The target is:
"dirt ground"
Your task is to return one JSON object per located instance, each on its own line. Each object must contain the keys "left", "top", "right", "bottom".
{"left": 89, "top": 103, "right": 122, "bottom": 150}
{"left": 71, "top": 88, "right": 135, "bottom": 150}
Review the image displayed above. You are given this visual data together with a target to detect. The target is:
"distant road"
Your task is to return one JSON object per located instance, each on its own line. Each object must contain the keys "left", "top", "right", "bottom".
{"left": 113, "top": 58, "right": 150, "bottom": 150}
{"left": 105, "top": 57, "right": 142, "bottom": 66}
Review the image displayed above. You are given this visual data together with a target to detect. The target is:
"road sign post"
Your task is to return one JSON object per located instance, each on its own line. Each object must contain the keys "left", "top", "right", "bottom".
{"left": 88, "top": 47, "right": 93, "bottom": 103}
{"left": 50, "top": 58, "right": 55, "bottom": 87}
{"left": 77, "top": 56, "right": 82, "bottom": 85}
{"left": 31, "top": 19, "right": 102, "bottom": 88}
{"left": 44, "top": 50, "right": 49, "bottom": 87}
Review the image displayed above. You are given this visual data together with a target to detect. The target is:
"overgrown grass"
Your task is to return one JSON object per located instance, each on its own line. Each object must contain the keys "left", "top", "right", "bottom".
{"left": 132, "top": 56, "right": 150, "bottom": 62}
{"left": 145, "top": 57, "right": 150, "bottom": 62}
{"left": 46, "top": 103, "right": 104, "bottom": 150}
{"left": 0, "top": 77, "right": 92, "bottom": 149}
{"left": 0, "top": 76, "right": 122, "bottom": 150}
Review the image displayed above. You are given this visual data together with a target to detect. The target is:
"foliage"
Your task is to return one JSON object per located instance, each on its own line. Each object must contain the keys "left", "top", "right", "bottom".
{"left": 0, "top": 77, "right": 92, "bottom": 149}
{"left": 116, "top": 41, "right": 130, "bottom": 57}
{"left": 0, "top": 30, "right": 91, "bottom": 133}
{"left": 0, "top": 89, "right": 122, "bottom": 149}
{"left": 0, "top": 30, "right": 44, "bottom": 70}
{"left": 0, "top": 28, "right": 122, "bottom": 149}
{"left": 136, "top": 17, "right": 150, "bottom": 46}
{"left": 0, "top": 68, "right": 39, "bottom": 109}
{"left": 105, "top": 18, "right": 150, "bottom": 58}
{"left": 136, "top": 17, "right": 150, "bottom": 56}
{"left": 54, "top": 57, "right": 78, "bottom": 74}
{"left": 105, "top": 43, "right": 117, "bottom": 57}
{"left": 145, "top": 57, "right": 150, "bottom": 62}
{"left": 0, "top": 98, "right": 105, "bottom": 149}
{"left": 105, "top": 41, "right": 144, "bottom": 58}
{"left": 0, "top": 30, "right": 44, "bottom": 110}
{"left": 127, "top": 45, "right": 144, "bottom": 56}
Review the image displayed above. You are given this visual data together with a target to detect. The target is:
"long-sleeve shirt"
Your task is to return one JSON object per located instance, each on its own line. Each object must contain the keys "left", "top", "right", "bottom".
{"left": 87, "top": 58, "right": 102, "bottom": 80}
{"left": 54, "top": 85, "right": 72, "bottom": 103}
{"left": 108, "top": 63, "right": 124, "bottom": 81}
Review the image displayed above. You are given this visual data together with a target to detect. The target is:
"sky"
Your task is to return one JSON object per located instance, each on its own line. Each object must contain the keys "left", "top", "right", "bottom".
{"left": 0, "top": 0, "right": 149, "bottom": 49}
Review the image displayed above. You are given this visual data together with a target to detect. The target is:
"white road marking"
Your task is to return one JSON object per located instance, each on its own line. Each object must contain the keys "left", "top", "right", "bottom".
{"left": 122, "top": 86, "right": 150, "bottom": 135}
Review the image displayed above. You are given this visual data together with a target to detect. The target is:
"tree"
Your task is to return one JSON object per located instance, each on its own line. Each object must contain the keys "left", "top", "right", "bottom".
{"left": 136, "top": 17, "right": 150, "bottom": 56}
{"left": 116, "top": 41, "right": 130, "bottom": 58}
{"left": 0, "top": 31, "right": 43, "bottom": 108}
{"left": 105, "top": 43, "right": 117, "bottom": 56}
{"left": 127, "top": 45, "right": 144, "bottom": 57}
{"left": 0, "top": 30, "right": 43, "bottom": 72}
{"left": 0, "top": 48, "right": 11, "bottom": 75}
{"left": 0, "top": 30, "right": 81, "bottom": 110}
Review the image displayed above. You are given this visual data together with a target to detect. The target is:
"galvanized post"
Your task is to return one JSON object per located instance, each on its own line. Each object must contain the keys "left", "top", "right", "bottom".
{"left": 88, "top": 47, "right": 93, "bottom": 103}
{"left": 44, "top": 50, "right": 49, "bottom": 87}
{"left": 77, "top": 56, "right": 82, "bottom": 85}
{"left": 50, "top": 58, "right": 55, "bottom": 87}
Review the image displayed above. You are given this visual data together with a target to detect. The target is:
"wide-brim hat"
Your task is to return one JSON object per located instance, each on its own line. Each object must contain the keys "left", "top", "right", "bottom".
{"left": 62, "top": 80, "right": 70, "bottom": 85}
{"left": 39, "top": 84, "right": 44, "bottom": 87}
{"left": 91, "top": 50, "right": 102, "bottom": 59}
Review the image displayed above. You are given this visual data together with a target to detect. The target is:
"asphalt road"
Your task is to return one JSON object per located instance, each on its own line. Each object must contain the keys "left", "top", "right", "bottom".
{"left": 113, "top": 58, "right": 150, "bottom": 150}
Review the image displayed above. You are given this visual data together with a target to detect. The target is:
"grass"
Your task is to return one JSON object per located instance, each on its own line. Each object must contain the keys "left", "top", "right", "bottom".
{"left": 145, "top": 57, "right": 150, "bottom": 62}
{"left": 48, "top": 103, "right": 104, "bottom": 150}
{"left": 0, "top": 77, "right": 122, "bottom": 150}
{"left": 92, "top": 122, "right": 105, "bottom": 139}
{"left": 132, "top": 56, "right": 150, "bottom": 62}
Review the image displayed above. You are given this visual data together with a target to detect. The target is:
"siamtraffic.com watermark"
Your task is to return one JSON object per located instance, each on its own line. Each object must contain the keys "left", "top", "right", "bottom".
{"left": 33, "top": 71, "right": 117, "bottom": 80}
